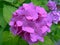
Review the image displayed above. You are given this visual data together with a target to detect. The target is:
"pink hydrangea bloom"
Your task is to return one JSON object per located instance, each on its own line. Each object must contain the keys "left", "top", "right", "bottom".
{"left": 9, "top": 3, "right": 52, "bottom": 45}
{"left": 58, "top": 11, "right": 60, "bottom": 21}
{"left": 47, "top": 0, "right": 57, "bottom": 11}
{"left": 48, "top": 11, "right": 60, "bottom": 24}
{"left": 47, "top": 1, "right": 60, "bottom": 24}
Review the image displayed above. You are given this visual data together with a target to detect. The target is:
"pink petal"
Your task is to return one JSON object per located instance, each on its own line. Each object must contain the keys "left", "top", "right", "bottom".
{"left": 47, "top": 23, "right": 52, "bottom": 27}
{"left": 23, "top": 2, "right": 35, "bottom": 10}
{"left": 16, "top": 21, "right": 23, "bottom": 26}
{"left": 16, "top": 10, "right": 24, "bottom": 15}
{"left": 9, "top": 21, "right": 14, "bottom": 26}
{"left": 23, "top": 3, "right": 38, "bottom": 20}
{"left": 30, "top": 33, "right": 38, "bottom": 42}
{"left": 41, "top": 26, "right": 50, "bottom": 33}
{"left": 22, "top": 27, "right": 34, "bottom": 33}
{"left": 26, "top": 16, "right": 33, "bottom": 20}
{"left": 38, "top": 36, "right": 44, "bottom": 42}
{"left": 30, "top": 33, "right": 44, "bottom": 42}
{"left": 10, "top": 27, "right": 17, "bottom": 35}
{"left": 36, "top": 6, "right": 47, "bottom": 17}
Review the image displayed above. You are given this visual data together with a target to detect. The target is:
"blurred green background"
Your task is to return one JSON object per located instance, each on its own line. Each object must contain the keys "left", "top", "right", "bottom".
{"left": 0, "top": 0, "right": 60, "bottom": 45}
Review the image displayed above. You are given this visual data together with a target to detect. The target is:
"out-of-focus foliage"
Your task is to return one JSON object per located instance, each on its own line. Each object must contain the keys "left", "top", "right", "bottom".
{"left": 48, "top": 24, "right": 60, "bottom": 42}
{"left": 2, "top": 31, "right": 28, "bottom": 45}
{"left": 0, "top": 0, "right": 60, "bottom": 45}
{"left": 0, "top": 1, "right": 7, "bottom": 45}
{"left": 4, "top": 0, "right": 25, "bottom": 3}
{"left": 31, "top": 0, "right": 49, "bottom": 11}
{"left": 3, "top": 4, "right": 16, "bottom": 23}
{"left": 4, "top": 0, "right": 14, "bottom": 3}
{"left": 2, "top": 31, "right": 19, "bottom": 45}
{"left": 0, "top": 1, "right": 7, "bottom": 28}
{"left": 52, "top": 24, "right": 60, "bottom": 41}
{"left": 33, "top": 36, "right": 54, "bottom": 45}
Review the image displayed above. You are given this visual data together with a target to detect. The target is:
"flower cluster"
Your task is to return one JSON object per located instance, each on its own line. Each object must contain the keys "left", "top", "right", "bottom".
{"left": 47, "top": 0, "right": 60, "bottom": 24}
{"left": 47, "top": 0, "right": 57, "bottom": 11}
{"left": 9, "top": 3, "right": 52, "bottom": 44}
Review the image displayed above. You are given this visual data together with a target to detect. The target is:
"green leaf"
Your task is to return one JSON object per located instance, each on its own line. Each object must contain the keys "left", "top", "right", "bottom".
{"left": 31, "top": 0, "right": 49, "bottom": 11}
{"left": 33, "top": 36, "right": 54, "bottom": 45}
{"left": 31, "top": 0, "right": 48, "bottom": 6}
{"left": 3, "top": 4, "right": 17, "bottom": 23}
{"left": 2, "top": 31, "right": 19, "bottom": 45}
{"left": 4, "top": 0, "right": 25, "bottom": 4}
{"left": 48, "top": 24, "right": 60, "bottom": 42}
{"left": 0, "top": 1, "right": 6, "bottom": 45}
{"left": 0, "top": 1, "right": 7, "bottom": 28}
{"left": 4, "top": 0, "right": 14, "bottom": 3}
{"left": 0, "top": 28, "right": 3, "bottom": 45}
{"left": 51, "top": 24, "right": 58, "bottom": 32}
{"left": 4, "top": 0, "right": 25, "bottom": 7}
{"left": 31, "top": 0, "right": 41, "bottom": 6}
{"left": 53, "top": 24, "right": 60, "bottom": 41}
{"left": 2, "top": 31, "right": 28, "bottom": 45}
{"left": 18, "top": 0, "right": 25, "bottom": 4}
{"left": 0, "top": 8, "right": 7, "bottom": 28}
{"left": 24, "top": 0, "right": 31, "bottom": 3}
{"left": 18, "top": 38, "right": 28, "bottom": 45}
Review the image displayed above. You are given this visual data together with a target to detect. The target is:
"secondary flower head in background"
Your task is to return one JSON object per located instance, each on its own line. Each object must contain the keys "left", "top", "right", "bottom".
{"left": 48, "top": 11, "right": 60, "bottom": 24}
{"left": 47, "top": 0, "right": 57, "bottom": 11}
{"left": 47, "top": 0, "right": 60, "bottom": 24}
{"left": 9, "top": 2, "right": 52, "bottom": 45}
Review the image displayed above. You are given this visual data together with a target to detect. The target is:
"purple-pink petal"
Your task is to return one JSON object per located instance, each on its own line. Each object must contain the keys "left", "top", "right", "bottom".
{"left": 22, "top": 27, "right": 34, "bottom": 33}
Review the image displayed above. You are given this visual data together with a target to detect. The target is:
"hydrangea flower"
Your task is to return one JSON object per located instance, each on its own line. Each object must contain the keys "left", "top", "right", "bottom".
{"left": 9, "top": 3, "right": 52, "bottom": 45}
{"left": 48, "top": 11, "right": 60, "bottom": 24}
{"left": 47, "top": 0, "right": 57, "bottom": 11}
{"left": 47, "top": 0, "right": 60, "bottom": 24}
